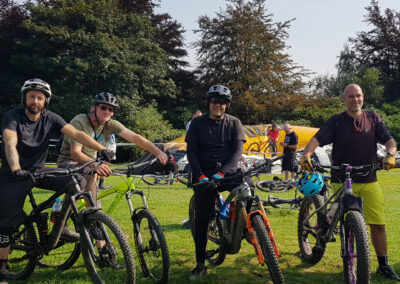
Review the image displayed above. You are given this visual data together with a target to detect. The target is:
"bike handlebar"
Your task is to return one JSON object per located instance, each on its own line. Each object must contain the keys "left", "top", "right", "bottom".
{"left": 193, "top": 155, "right": 282, "bottom": 189}
{"left": 32, "top": 158, "right": 102, "bottom": 181}
{"left": 313, "top": 161, "right": 381, "bottom": 175}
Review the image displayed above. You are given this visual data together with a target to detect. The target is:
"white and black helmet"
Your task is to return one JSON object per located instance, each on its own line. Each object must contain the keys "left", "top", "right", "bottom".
{"left": 21, "top": 78, "right": 52, "bottom": 105}
{"left": 93, "top": 92, "right": 119, "bottom": 108}
{"left": 207, "top": 85, "right": 232, "bottom": 102}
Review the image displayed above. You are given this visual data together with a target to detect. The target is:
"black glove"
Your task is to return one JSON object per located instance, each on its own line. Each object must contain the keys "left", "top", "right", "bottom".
{"left": 99, "top": 149, "right": 115, "bottom": 162}
{"left": 13, "top": 169, "right": 33, "bottom": 181}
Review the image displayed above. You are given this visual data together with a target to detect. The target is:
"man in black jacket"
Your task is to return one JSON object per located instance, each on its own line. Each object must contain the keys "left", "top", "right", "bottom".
{"left": 185, "top": 85, "right": 246, "bottom": 280}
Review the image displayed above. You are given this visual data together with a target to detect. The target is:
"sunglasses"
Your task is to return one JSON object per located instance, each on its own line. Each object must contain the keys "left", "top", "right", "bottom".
{"left": 99, "top": 105, "right": 115, "bottom": 112}
{"left": 210, "top": 98, "right": 229, "bottom": 105}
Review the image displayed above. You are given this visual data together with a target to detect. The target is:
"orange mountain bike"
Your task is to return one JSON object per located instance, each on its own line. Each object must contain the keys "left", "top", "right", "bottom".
{"left": 188, "top": 157, "right": 284, "bottom": 283}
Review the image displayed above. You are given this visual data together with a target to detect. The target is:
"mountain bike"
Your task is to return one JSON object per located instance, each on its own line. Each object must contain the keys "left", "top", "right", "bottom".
{"left": 298, "top": 163, "right": 380, "bottom": 284}
{"left": 94, "top": 159, "right": 170, "bottom": 284}
{"left": 5, "top": 159, "right": 136, "bottom": 284}
{"left": 141, "top": 171, "right": 189, "bottom": 186}
{"left": 245, "top": 137, "right": 278, "bottom": 158}
{"left": 256, "top": 176, "right": 297, "bottom": 193}
{"left": 262, "top": 194, "right": 303, "bottom": 210}
{"left": 188, "top": 157, "right": 284, "bottom": 283}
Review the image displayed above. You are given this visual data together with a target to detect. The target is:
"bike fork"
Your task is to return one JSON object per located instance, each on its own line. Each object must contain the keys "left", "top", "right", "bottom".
{"left": 241, "top": 205, "right": 265, "bottom": 265}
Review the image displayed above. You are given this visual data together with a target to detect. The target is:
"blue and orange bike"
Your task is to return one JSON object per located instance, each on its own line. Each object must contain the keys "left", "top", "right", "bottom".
{"left": 188, "top": 157, "right": 284, "bottom": 283}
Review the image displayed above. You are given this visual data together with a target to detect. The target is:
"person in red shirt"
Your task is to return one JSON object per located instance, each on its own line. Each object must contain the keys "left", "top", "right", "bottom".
{"left": 267, "top": 123, "right": 279, "bottom": 156}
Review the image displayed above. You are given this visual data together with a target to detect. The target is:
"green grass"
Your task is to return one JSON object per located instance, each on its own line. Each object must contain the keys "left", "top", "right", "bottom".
{"left": 12, "top": 169, "right": 400, "bottom": 283}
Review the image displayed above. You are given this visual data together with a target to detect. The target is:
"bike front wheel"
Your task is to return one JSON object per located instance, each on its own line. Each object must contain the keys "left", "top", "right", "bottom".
{"left": 251, "top": 215, "right": 284, "bottom": 284}
{"left": 80, "top": 211, "right": 136, "bottom": 284}
{"left": 6, "top": 222, "right": 38, "bottom": 280}
{"left": 38, "top": 213, "right": 80, "bottom": 270}
{"left": 297, "top": 195, "right": 327, "bottom": 264}
{"left": 342, "top": 211, "right": 370, "bottom": 284}
{"left": 134, "top": 209, "right": 170, "bottom": 283}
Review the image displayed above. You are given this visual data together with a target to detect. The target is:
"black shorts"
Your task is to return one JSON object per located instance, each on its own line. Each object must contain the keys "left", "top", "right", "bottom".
{"left": 282, "top": 153, "right": 296, "bottom": 171}
{"left": 0, "top": 168, "right": 80, "bottom": 232}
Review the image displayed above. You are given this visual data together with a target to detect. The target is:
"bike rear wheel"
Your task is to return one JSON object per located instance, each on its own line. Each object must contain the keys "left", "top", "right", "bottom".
{"left": 142, "top": 174, "right": 172, "bottom": 186}
{"left": 38, "top": 213, "right": 80, "bottom": 270}
{"left": 251, "top": 215, "right": 284, "bottom": 284}
{"left": 343, "top": 211, "right": 370, "bottom": 284}
{"left": 298, "top": 195, "right": 327, "bottom": 264}
{"left": 80, "top": 211, "right": 136, "bottom": 284}
{"left": 256, "top": 180, "right": 288, "bottom": 193}
{"left": 6, "top": 222, "right": 38, "bottom": 280}
{"left": 134, "top": 209, "right": 170, "bottom": 284}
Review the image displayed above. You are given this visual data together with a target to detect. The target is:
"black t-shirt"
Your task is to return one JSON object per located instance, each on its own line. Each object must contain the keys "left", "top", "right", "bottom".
{"left": 314, "top": 110, "right": 392, "bottom": 183}
{"left": 185, "top": 114, "right": 246, "bottom": 179}
{"left": 283, "top": 131, "right": 298, "bottom": 155}
{"left": 1, "top": 109, "right": 67, "bottom": 173}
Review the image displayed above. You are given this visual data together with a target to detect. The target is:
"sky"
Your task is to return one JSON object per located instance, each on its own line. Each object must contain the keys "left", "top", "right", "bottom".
{"left": 155, "top": 0, "right": 400, "bottom": 77}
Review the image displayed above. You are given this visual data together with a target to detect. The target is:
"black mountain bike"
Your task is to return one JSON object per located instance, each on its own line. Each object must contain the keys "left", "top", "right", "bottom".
{"left": 298, "top": 163, "right": 380, "bottom": 284}
{"left": 5, "top": 159, "right": 136, "bottom": 284}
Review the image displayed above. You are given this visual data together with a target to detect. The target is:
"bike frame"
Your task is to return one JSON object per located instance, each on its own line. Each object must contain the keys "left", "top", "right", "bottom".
{"left": 214, "top": 181, "right": 280, "bottom": 260}
{"left": 302, "top": 165, "right": 364, "bottom": 245}
{"left": 27, "top": 173, "right": 98, "bottom": 255}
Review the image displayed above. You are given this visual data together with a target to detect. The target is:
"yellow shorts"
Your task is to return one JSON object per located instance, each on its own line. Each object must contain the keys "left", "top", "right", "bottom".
{"left": 332, "top": 181, "right": 385, "bottom": 225}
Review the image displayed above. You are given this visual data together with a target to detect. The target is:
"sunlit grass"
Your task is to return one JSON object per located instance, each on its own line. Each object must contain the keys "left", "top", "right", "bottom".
{"left": 16, "top": 169, "right": 400, "bottom": 283}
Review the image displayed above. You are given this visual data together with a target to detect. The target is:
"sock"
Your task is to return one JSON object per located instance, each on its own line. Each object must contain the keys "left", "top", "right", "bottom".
{"left": 377, "top": 255, "right": 389, "bottom": 267}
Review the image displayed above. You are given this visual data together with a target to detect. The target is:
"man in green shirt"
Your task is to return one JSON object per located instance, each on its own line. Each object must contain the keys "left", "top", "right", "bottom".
{"left": 57, "top": 92, "right": 167, "bottom": 206}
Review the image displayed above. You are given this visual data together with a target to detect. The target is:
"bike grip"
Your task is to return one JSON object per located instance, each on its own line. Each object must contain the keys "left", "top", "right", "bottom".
{"left": 198, "top": 175, "right": 209, "bottom": 183}
{"left": 212, "top": 172, "right": 224, "bottom": 180}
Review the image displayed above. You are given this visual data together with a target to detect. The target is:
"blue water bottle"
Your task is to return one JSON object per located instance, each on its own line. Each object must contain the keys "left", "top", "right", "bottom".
{"left": 50, "top": 198, "right": 62, "bottom": 224}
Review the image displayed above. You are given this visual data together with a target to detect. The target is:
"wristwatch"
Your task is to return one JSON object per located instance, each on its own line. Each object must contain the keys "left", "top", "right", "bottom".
{"left": 387, "top": 151, "right": 396, "bottom": 156}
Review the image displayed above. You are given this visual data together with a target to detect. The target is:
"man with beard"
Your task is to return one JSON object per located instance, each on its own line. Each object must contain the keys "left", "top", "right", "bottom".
{"left": 185, "top": 85, "right": 246, "bottom": 280}
{"left": 0, "top": 79, "right": 113, "bottom": 284}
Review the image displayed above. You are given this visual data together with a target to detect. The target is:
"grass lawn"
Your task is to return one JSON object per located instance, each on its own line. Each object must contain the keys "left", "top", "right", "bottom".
{"left": 13, "top": 169, "right": 400, "bottom": 283}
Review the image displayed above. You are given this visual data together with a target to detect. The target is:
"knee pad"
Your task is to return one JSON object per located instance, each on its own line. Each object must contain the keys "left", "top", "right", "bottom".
{"left": 0, "top": 227, "right": 14, "bottom": 248}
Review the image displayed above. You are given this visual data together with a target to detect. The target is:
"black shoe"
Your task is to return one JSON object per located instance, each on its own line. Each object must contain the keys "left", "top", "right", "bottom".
{"left": 189, "top": 266, "right": 207, "bottom": 281}
{"left": 377, "top": 265, "right": 400, "bottom": 281}
{"left": 60, "top": 226, "right": 80, "bottom": 243}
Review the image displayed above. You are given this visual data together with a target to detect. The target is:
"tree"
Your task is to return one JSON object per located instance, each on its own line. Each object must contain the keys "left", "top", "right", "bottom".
{"left": 350, "top": 0, "right": 400, "bottom": 102}
{"left": 116, "top": 0, "right": 199, "bottom": 128}
{"left": 0, "top": 0, "right": 175, "bottom": 125}
{"left": 194, "top": 0, "right": 309, "bottom": 124}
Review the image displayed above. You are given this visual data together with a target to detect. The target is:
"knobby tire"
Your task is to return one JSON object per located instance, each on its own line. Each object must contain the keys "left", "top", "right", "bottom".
{"left": 80, "top": 211, "right": 136, "bottom": 284}
{"left": 342, "top": 211, "right": 370, "bottom": 284}
{"left": 134, "top": 209, "right": 170, "bottom": 284}
{"left": 6, "top": 222, "right": 38, "bottom": 280}
{"left": 252, "top": 215, "right": 284, "bottom": 284}
{"left": 297, "top": 195, "right": 327, "bottom": 264}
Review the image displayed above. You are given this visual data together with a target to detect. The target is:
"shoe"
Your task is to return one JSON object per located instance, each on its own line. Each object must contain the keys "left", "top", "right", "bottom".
{"left": 181, "top": 219, "right": 191, "bottom": 229}
{"left": 98, "top": 245, "right": 124, "bottom": 270}
{"left": 377, "top": 265, "right": 400, "bottom": 281}
{"left": 189, "top": 266, "right": 207, "bottom": 281}
{"left": 60, "top": 226, "right": 80, "bottom": 242}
